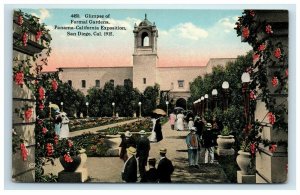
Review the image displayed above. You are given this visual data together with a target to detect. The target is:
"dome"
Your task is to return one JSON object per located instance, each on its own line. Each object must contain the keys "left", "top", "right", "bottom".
{"left": 138, "top": 14, "right": 153, "bottom": 27}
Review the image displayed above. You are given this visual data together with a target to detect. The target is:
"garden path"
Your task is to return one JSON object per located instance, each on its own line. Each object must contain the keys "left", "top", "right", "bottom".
{"left": 44, "top": 120, "right": 228, "bottom": 183}
{"left": 69, "top": 118, "right": 142, "bottom": 138}
{"left": 88, "top": 121, "right": 228, "bottom": 183}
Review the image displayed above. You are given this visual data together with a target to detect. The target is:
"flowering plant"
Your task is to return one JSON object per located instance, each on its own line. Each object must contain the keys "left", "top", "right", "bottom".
{"left": 55, "top": 138, "right": 82, "bottom": 162}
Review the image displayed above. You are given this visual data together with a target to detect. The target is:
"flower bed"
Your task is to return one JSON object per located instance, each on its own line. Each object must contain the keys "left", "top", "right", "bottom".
{"left": 69, "top": 117, "right": 134, "bottom": 132}
{"left": 105, "top": 119, "right": 152, "bottom": 135}
{"left": 71, "top": 132, "right": 110, "bottom": 157}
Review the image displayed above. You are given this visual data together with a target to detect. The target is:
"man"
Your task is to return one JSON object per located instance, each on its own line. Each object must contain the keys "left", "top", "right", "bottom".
{"left": 157, "top": 148, "right": 174, "bottom": 183}
{"left": 122, "top": 146, "right": 137, "bottom": 183}
{"left": 194, "top": 116, "right": 204, "bottom": 138}
{"left": 186, "top": 127, "right": 201, "bottom": 168}
{"left": 202, "top": 123, "right": 216, "bottom": 163}
{"left": 145, "top": 157, "right": 158, "bottom": 183}
{"left": 136, "top": 130, "right": 150, "bottom": 182}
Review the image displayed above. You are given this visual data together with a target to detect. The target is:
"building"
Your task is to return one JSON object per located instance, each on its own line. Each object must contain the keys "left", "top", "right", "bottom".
{"left": 58, "top": 15, "right": 236, "bottom": 108}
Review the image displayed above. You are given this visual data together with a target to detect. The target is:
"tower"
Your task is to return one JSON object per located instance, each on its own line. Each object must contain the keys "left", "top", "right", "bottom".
{"left": 133, "top": 14, "right": 158, "bottom": 92}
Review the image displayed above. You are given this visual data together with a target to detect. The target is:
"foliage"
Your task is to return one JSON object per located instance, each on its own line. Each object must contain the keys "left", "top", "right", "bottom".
{"left": 71, "top": 133, "right": 109, "bottom": 157}
{"left": 222, "top": 105, "right": 244, "bottom": 134}
{"left": 69, "top": 117, "right": 132, "bottom": 132}
{"left": 86, "top": 80, "right": 142, "bottom": 117}
{"left": 235, "top": 10, "right": 288, "bottom": 131}
{"left": 47, "top": 82, "right": 85, "bottom": 117}
{"left": 104, "top": 119, "right": 152, "bottom": 135}
{"left": 221, "top": 126, "right": 231, "bottom": 136}
{"left": 141, "top": 84, "right": 160, "bottom": 116}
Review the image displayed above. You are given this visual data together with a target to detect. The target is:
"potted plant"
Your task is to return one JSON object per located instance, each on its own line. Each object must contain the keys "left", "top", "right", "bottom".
{"left": 236, "top": 122, "right": 260, "bottom": 175}
{"left": 217, "top": 125, "right": 235, "bottom": 149}
{"left": 57, "top": 139, "right": 83, "bottom": 172}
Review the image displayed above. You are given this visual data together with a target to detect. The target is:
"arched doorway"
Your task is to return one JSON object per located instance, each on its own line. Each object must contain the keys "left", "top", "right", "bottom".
{"left": 176, "top": 98, "right": 187, "bottom": 110}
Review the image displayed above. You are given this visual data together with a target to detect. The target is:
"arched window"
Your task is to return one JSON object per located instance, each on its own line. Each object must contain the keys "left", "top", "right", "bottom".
{"left": 141, "top": 32, "right": 149, "bottom": 46}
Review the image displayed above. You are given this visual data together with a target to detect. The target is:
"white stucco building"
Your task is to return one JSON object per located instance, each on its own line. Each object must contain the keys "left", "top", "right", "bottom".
{"left": 57, "top": 15, "right": 236, "bottom": 107}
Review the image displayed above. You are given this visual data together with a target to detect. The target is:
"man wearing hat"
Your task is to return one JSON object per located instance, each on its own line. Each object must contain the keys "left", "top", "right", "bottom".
{"left": 202, "top": 123, "right": 216, "bottom": 163}
{"left": 186, "top": 127, "right": 201, "bottom": 168}
{"left": 157, "top": 148, "right": 174, "bottom": 183}
{"left": 122, "top": 146, "right": 138, "bottom": 183}
{"left": 136, "top": 130, "right": 150, "bottom": 182}
{"left": 145, "top": 157, "right": 158, "bottom": 183}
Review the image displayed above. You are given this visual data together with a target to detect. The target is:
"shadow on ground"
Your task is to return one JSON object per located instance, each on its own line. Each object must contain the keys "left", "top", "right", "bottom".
{"left": 172, "top": 157, "right": 230, "bottom": 183}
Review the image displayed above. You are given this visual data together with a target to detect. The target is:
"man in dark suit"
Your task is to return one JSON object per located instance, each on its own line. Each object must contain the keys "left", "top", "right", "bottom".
{"left": 136, "top": 130, "right": 150, "bottom": 182}
{"left": 157, "top": 148, "right": 174, "bottom": 183}
{"left": 122, "top": 146, "right": 137, "bottom": 183}
{"left": 145, "top": 157, "right": 158, "bottom": 183}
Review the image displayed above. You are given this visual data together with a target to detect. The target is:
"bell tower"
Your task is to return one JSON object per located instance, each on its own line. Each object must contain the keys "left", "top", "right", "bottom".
{"left": 133, "top": 14, "right": 158, "bottom": 92}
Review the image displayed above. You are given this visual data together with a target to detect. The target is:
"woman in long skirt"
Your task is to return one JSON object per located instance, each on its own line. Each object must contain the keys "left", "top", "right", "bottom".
{"left": 154, "top": 119, "right": 163, "bottom": 142}
{"left": 149, "top": 118, "right": 157, "bottom": 142}
{"left": 176, "top": 112, "right": 184, "bottom": 131}
{"left": 59, "top": 112, "right": 70, "bottom": 139}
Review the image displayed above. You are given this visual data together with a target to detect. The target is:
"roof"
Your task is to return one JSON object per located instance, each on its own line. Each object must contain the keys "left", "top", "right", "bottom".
{"left": 139, "top": 14, "right": 153, "bottom": 27}
{"left": 57, "top": 66, "right": 132, "bottom": 69}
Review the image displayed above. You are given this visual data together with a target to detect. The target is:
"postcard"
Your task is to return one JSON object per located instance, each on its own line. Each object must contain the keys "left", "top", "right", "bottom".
{"left": 11, "top": 8, "right": 288, "bottom": 183}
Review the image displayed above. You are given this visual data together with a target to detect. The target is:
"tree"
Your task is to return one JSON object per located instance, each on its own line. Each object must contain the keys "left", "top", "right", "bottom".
{"left": 141, "top": 84, "right": 160, "bottom": 116}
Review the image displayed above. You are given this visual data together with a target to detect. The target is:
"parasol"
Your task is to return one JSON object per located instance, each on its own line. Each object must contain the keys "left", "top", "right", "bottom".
{"left": 49, "top": 103, "right": 59, "bottom": 111}
{"left": 152, "top": 108, "right": 167, "bottom": 116}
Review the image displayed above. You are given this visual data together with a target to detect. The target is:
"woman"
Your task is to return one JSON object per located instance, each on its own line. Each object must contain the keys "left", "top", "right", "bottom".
{"left": 176, "top": 111, "right": 184, "bottom": 131}
{"left": 154, "top": 118, "right": 163, "bottom": 142}
{"left": 59, "top": 112, "right": 70, "bottom": 139}
{"left": 149, "top": 118, "right": 157, "bottom": 142}
{"left": 119, "top": 131, "right": 136, "bottom": 162}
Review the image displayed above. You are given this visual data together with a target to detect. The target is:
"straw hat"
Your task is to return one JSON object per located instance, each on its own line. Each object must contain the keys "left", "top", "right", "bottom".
{"left": 206, "top": 123, "right": 212, "bottom": 128}
{"left": 190, "top": 127, "right": 197, "bottom": 131}
{"left": 125, "top": 131, "right": 132, "bottom": 137}
{"left": 148, "top": 157, "right": 156, "bottom": 163}
{"left": 139, "top": 130, "right": 146, "bottom": 135}
{"left": 160, "top": 148, "right": 167, "bottom": 154}
{"left": 127, "top": 146, "right": 137, "bottom": 155}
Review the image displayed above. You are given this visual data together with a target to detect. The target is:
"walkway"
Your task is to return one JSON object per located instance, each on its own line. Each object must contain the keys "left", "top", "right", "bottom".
{"left": 44, "top": 120, "right": 228, "bottom": 183}
{"left": 69, "top": 118, "right": 142, "bottom": 137}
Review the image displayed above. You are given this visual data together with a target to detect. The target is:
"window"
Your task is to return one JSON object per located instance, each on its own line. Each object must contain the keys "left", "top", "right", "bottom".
{"left": 178, "top": 80, "right": 184, "bottom": 88}
{"left": 95, "top": 80, "right": 100, "bottom": 87}
{"left": 141, "top": 32, "right": 150, "bottom": 46}
{"left": 67, "top": 80, "right": 72, "bottom": 87}
{"left": 110, "top": 79, "right": 114, "bottom": 87}
{"left": 143, "top": 78, "right": 146, "bottom": 84}
{"left": 81, "top": 80, "right": 86, "bottom": 88}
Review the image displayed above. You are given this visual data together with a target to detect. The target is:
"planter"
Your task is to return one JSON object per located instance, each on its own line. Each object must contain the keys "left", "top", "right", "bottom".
{"left": 217, "top": 135, "right": 235, "bottom": 149}
{"left": 236, "top": 150, "right": 255, "bottom": 175}
{"left": 59, "top": 155, "right": 81, "bottom": 172}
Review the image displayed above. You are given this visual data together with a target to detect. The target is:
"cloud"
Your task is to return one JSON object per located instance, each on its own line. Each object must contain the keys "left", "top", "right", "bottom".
{"left": 31, "top": 8, "right": 50, "bottom": 23}
{"left": 217, "top": 16, "right": 238, "bottom": 33}
{"left": 161, "top": 22, "right": 208, "bottom": 41}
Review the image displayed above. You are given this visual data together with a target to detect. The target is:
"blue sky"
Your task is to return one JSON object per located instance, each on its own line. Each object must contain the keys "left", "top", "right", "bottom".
{"left": 22, "top": 9, "right": 252, "bottom": 70}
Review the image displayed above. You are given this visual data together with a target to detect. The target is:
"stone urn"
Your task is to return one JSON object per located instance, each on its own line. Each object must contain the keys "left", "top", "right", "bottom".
{"left": 59, "top": 155, "right": 81, "bottom": 172}
{"left": 217, "top": 135, "right": 235, "bottom": 149}
{"left": 236, "top": 150, "right": 255, "bottom": 175}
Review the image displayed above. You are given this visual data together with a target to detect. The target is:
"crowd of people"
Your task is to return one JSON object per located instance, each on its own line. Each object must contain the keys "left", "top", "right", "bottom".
{"left": 119, "top": 129, "right": 174, "bottom": 183}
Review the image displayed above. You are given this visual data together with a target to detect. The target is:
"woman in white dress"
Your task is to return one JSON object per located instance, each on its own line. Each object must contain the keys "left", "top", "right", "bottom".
{"left": 176, "top": 112, "right": 185, "bottom": 131}
{"left": 59, "top": 112, "right": 70, "bottom": 139}
{"left": 149, "top": 118, "right": 157, "bottom": 142}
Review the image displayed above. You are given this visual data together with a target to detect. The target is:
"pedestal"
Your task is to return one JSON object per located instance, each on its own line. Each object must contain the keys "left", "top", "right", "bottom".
{"left": 216, "top": 148, "right": 235, "bottom": 156}
{"left": 237, "top": 171, "right": 256, "bottom": 183}
{"left": 58, "top": 171, "right": 82, "bottom": 183}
